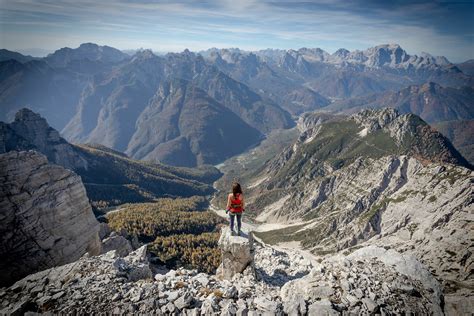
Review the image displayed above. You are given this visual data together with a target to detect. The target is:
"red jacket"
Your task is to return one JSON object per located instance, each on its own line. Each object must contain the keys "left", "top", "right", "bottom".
{"left": 229, "top": 193, "right": 243, "bottom": 213}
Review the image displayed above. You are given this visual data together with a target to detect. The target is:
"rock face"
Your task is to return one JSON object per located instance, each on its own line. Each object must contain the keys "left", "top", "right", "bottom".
{"left": 0, "top": 150, "right": 101, "bottom": 286}
{"left": 216, "top": 227, "right": 254, "bottom": 280}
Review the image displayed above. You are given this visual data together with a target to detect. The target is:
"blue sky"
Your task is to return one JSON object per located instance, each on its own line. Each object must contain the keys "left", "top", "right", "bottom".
{"left": 0, "top": 0, "right": 473, "bottom": 62}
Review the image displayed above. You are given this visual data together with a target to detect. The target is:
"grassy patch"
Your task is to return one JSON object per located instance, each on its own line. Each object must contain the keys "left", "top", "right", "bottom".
{"left": 437, "top": 168, "right": 465, "bottom": 185}
{"left": 359, "top": 201, "right": 386, "bottom": 224}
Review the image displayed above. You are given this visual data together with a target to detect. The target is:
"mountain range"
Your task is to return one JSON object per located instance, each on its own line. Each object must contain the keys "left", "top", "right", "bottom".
{"left": 325, "top": 82, "right": 474, "bottom": 123}
{"left": 0, "top": 42, "right": 473, "bottom": 315}
{"left": 0, "top": 43, "right": 472, "bottom": 167}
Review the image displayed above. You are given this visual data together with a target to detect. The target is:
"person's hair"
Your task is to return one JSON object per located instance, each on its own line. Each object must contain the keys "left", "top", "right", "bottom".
{"left": 232, "top": 182, "right": 243, "bottom": 198}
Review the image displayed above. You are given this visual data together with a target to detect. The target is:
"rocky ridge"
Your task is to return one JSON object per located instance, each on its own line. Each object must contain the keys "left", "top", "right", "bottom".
{"left": 0, "top": 150, "right": 101, "bottom": 286}
{"left": 0, "top": 108, "right": 88, "bottom": 170}
{"left": 0, "top": 229, "right": 445, "bottom": 315}
{"left": 256, "top": 44, "right": 457, "bottom": 71}
{"left": 325, "top": 82, "right": 474, "bottom": 125}
{"left": 261, "top": 109, "right": 470, "bottom": 189}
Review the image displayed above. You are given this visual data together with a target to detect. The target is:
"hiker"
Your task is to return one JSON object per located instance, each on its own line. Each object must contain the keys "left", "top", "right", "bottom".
{"left": 226, "top": 182, "right": 244, "bottom": 236}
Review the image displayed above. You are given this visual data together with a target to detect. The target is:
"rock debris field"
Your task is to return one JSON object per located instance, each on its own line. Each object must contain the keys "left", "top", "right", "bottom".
{"left": 0, "top": 228, "right": 445, "bottom": 315}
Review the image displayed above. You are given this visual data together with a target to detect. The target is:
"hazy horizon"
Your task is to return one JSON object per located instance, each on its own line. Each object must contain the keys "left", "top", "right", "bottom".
{"left": 11, "top": 42, "right": 473, "bottom": 64}
{"left": 1, "top": 0, "right": 473, "bottom": 63}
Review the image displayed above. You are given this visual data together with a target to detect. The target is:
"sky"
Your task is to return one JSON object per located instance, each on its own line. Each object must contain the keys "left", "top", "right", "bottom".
{"left": 0, "top": 0, "right": 473, "bottom": 62}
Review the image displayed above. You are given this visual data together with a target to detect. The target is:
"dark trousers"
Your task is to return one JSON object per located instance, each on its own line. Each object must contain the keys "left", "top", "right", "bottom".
{"left": 229, "top": 213, "right": 242, "bottom": 232}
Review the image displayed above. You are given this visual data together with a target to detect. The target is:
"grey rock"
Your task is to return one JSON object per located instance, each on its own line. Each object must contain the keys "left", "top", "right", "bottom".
{"left": 307, "top": 299, "right": 338, "bottom": 316}
{"left": 0, "top": 109, "right": 88, "bottom": 170}
{"left": 175, "top": 292, "right": 193, "bottom": 310}
{"left": 0, "top": 151, "right": 101, "bottom": 286}
{"left": 236, "top": 306, "right": 249, "bottom": 316}
{"left": 221, "top": 301, "right": 237, "bottom": 316}
{"left": 253, "top": 297, "right": 280, "bottom": 314}
{"left": 167, "top": 291, "right": 180, "bottom": 302}
{"left": 52, "top": 291, "right": 65, "bottom": 300}
{"left": 98, "top": 223, "right": 112, "bottom": 240}
{"left": 223, "top": 285, "right": 238, "bottom": 299}
{"left": 194, "top": 275, "right": 210, "bottom": 287}
{"left": 161, "top": 302, "right": 176, "bottom": 314}
{"left": 1, "top": 298, "right": 30, "bottom": 316}
{"left": 283, "top": 295, "right": 307, "bottom": 315}
{"left": 101, "top": 235, "right": 133, "bottom": 257}
{"left": 111, "top": 293, "right": 122, "bottom": 301}
{"left": 155, "top": 274, "right": 166, "bottom": 282}
{"left": 362, "top": 297, "right": 379, "bottom": 314}
{"left": 216, "top": 227, "right": 254, "bottom": 280}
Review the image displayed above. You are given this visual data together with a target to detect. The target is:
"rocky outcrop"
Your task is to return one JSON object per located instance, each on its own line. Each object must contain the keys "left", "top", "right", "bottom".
{"left": 0, "top": 108, "right": 88, "bottom": 170}
{"left": 0, "top": 150, "right": 101, "bottom": 286}
{"left": 0, "top": 236, "right": 445, "bottom": 315}
{"left": 216, "top": 227, "right": 254, "bottom": 280}
{"left": 101, "top": 232, "right": 133, "bottom": 257}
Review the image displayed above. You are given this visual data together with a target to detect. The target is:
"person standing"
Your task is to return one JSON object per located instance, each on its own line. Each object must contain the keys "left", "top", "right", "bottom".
{"left": 226, "top": 182, "right": 244, "bottom": 236}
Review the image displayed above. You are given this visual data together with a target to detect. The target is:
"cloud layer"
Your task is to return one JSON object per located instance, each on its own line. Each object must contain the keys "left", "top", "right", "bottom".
{"left": 0, "top": 0, "right": 472, "bottom": 62}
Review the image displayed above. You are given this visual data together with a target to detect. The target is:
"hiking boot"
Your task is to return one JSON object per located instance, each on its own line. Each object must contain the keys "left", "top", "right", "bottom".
{"left": 231, "top": 230, "right": 236, "bottom": 236}
{"left": 237, "top": 231, "right": 241, "bottom": 236}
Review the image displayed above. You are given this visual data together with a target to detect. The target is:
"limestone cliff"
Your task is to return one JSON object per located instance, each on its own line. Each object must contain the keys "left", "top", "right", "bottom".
{"left": 0, "top": 150, "right": 101, "bottom": 286}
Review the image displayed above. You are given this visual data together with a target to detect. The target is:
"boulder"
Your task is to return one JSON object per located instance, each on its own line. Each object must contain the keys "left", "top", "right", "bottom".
{"left": 119, "top": 245, "right": 152, "bottom": 281}
{"left": 101, "top": 234, "right": 133, "bottom": 257}
{"left": 216, "top": 227, "right": 254, "bottom": 280}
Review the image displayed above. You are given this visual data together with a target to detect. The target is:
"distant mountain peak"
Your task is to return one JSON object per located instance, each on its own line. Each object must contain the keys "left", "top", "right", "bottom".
{"left": 78, "top": 42, "right": 99, "bottom": 49}
{"left": 45, "top": 42, "right": 129, "bottom": 67}
{"left": 333, "top": 48, "right": 350, "bottom": 57}
{"left": 14, "top": 107, "right": 45, "bottom": 123}
{"left": 131, "top": 49, "right": 156, "bottom": 61}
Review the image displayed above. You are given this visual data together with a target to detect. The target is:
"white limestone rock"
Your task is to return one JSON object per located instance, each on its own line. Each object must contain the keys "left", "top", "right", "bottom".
{"left": 216, "top": 227, "right": 254, "bottom": 280}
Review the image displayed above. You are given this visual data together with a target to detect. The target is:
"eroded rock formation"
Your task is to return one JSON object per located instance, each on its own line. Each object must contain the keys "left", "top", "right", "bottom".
{"left": 216, "top": 227, "right": 254, "bottom": 280}
{"left": 0, "top": 150, "right": 101, "bottom": 286}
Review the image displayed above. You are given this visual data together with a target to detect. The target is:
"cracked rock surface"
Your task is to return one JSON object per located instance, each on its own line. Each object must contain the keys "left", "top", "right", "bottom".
{"left": 0, "top": 150, "right": 101, "bottom": 286}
